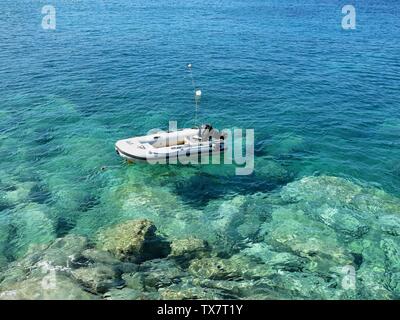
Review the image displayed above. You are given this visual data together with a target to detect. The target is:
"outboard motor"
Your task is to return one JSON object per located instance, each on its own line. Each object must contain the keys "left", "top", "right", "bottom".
{"left": 201, "top": 124, "right": 213, "bottom": 140}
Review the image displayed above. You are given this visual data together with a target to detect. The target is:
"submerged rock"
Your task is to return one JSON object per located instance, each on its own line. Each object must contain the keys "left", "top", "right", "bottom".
{"left": 268, "top": 134, "right": 306, "bottom": 156}
{"left": 353, "top": 236, "right": 392, "bottom": 299}
{"left": 0, "top": 255, "right": 8, "bottom": 270}
{"left": 2, "top": 181, "right": 34, "bottom": 204}
{"left": 169, "top": 237, "right": 210, "bottom": 261}
{"left": 81, "top": 248, "right": 138, "bottom": 273}
{"left": 103, "top": 288, "right": 142, "bottom": 300}
{"left": 266, "top": 271, "right": 347, "bottom": 300}
{"left": 316, "top": 205, "right": 370, "bottom": 239}
{"left": 192, "top": 277, "right": 269, "bottom": 299}
{"left": 104, "top": 287, "right": 161, "bottom": 300}
{"left": 203, "top": 194, "right": 272, "bottom": 254}
{"left": 280, "top": 176, "right": 362, "bottom": 205}
{"left": 0, "top": 221, "right": 10, "bottom": 269}
{"left": 0, "top": 234, "right": 89, "bottom": 292}
{"left": 188, "top": 255, "right": 273, "bottom": 281}
{"left": 261, "top": 207, "right": 353, "bottom": 272}
{"left": 96, "top": 219, "right": 170, "bottom": 262}
{"left": 242, "top": 243, "right": 306, "bottom": 271}
{"left": 256, "top": 174, "right": 400, "bottom": 298}
{"left": 122, "top": 272, "right": 145, "bottom": 291}
{"left": 351, "top": 188, "right": 400, "bottom": 217}
{"left": 41, "top": 234, "right": 88, "bottom": 267}
{"left": 11, "top": 203, "right": 56, "bottom": 258}
{"left": 81, "top": 248, "right": 121, "bottom": 266}
{"left": 2, "top": 172, "right": 400, "bottom": 300}
{"left": 72, "top": 264, "right": 123, "bottom": 294}
{"left": 0, "top": 274, "right": 96, "bottom": 300}
{"left": 207, "top": 196, "right": 247, "bottom": 240}
{"left": 379, "top": 215, "right": 400, "bottom": 236}
{"left": 388, "top": 272, "right": 400, "bottom": 297}
{"left": 254, "top": 158, "right": 291, "bottom": 184}
{"left": 357, "top": 267, "right": 393, "bottom": 299}
{"left": 139, "top": 259, "right": 185, "bottom": 290}
{"left": 188, "top": 257, "right": 243, "bottom": 280}
{"left": 380, "top": 238, "right": 400, "bottom": 272}
{"left": 281, "top": 175, "right": 400, "bottom": 218}
{"left": 159, "top": 285, "right": 225, "bottom": 300}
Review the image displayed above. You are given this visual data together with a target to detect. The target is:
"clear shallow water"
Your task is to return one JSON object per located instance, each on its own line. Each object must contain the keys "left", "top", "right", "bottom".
{"left": 0, "top": 0, "right": 400, "bottom": 299}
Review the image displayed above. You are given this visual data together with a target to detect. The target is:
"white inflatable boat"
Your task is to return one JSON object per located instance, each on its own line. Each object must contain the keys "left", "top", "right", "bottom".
{"left": 115, "top": 124, "right": 226, "bottom": 163}
{"left": 115, "top": 64, "right": 227, "bottom": 163}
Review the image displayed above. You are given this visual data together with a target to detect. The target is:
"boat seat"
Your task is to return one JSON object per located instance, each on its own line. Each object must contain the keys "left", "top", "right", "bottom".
{"left": 186, "top": 136, "right": 203, "bottom": 145}
{"left": 184, "top": 137, "right": 195, "bottom": 145}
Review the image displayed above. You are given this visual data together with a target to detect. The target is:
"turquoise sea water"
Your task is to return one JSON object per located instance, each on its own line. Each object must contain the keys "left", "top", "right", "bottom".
{"left": 1, "top": 0, "right": 400, "bottom": 299}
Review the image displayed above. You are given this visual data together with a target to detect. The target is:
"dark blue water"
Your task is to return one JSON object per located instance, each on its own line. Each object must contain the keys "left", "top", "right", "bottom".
{"left": 1, "top": 0, "right": 400, "bottom": 299}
